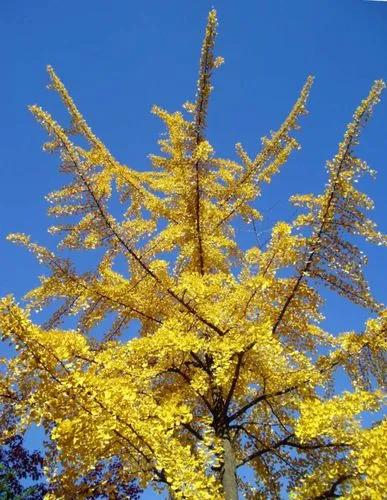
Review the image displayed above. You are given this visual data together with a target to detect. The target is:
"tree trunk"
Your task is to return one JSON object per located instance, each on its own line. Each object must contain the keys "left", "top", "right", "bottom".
{"left": 221, "top": 437, "right": 238, "bottom": 500}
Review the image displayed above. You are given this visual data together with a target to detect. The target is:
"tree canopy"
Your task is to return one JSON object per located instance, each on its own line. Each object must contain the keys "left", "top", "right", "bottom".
{"left": 0, "top": 9, "right": 386, "bottom": 499}
{"left": 0, "top": 432, "right": 47, "bottom": 500}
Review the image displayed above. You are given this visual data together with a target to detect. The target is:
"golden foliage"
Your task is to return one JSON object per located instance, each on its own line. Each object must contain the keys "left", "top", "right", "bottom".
{"left": 1, "top": 9, "right": 386, "bottom": 500}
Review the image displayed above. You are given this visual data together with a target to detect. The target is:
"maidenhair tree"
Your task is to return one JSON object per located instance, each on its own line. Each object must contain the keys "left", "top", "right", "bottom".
{"left": 1, "top": 10, "right": 386, "bottom": 499}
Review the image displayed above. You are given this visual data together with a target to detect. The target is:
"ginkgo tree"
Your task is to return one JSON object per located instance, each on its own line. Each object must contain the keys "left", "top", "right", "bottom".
{"left": 1, "top": 9, "right": 386, "bottom": 500}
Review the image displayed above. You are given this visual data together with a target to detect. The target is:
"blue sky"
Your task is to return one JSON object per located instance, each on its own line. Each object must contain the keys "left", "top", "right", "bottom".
{"left": 1, "top": 0, "right": 386, "bottom": 498}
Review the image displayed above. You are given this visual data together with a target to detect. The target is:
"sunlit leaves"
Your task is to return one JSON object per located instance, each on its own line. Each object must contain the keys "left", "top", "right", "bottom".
{"left": 1, "top": 9, "right": 386, "bottom": 500}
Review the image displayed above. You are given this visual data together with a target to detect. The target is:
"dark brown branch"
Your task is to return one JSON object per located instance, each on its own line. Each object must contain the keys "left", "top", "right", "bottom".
{"left": 271, "top": 106, "right": 367, "bottom": 337}
{"left": 223, "top": 341, "right": 256, "bottom": 417}
{"left": 59, "top": 142, "right": 226, "bottom": 337}
{"left": 237, "top": 434, "right": 293, "bottom": 468}
{"left": 264, "top": 398, "right": 290, "bottom": 434}
{"left": 191, "top": 12, "right": 217, "bottom": 274}
{"left": 223, "top": 352, "right": 244, "bottom": 416}
{"left": 162, "top": 367, "right": 213, "bottom": 414}
{"left": 315, "top": 475, "right": 351, "bottom": 499}
{"left": 285, "top": 440, "right": 349, "bottom": 451}
{"left": 30, "top": 246, "right": 163, "bottom": 327}
{"left": 182, "top": 423, "right": 204, "bottom": 441}
{"left": 237, "top": 430, "right": 348, "bottom": 469}
{"left": 228, "top": 385, "right": 298, "bottom": 423}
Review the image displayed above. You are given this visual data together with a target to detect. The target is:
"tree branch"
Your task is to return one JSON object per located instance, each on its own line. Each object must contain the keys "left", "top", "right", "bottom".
{"left": 228, "top": 385, "right": 298, "bottom": 423}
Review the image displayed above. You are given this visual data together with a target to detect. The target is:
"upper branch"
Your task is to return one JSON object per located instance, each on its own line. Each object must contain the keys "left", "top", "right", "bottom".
{"left": 272, "top": 80, "right": 385, "bottom": 336}
{"left": 192, "top": 9, "right": 221, "bottom": 274}
{"left": 29, "top": 106, "right": 227, "bottom": 337}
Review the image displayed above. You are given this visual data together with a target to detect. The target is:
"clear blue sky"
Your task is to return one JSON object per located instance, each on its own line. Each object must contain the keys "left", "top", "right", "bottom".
{"left": 1, "top": 0, "right": 386, "bottom": 498}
